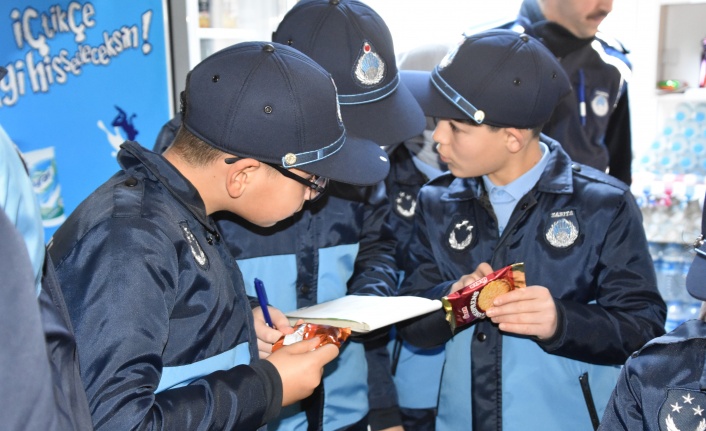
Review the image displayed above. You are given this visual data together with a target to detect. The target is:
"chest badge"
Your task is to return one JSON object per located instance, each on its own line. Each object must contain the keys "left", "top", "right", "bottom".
{"left": 448, "top": 219, "right": 474, "bottom": 251}
{"left": 591, "top": 90, "right": 610, "bottom": 117}
{"left": 394, "top": 190, "right": 416, "bottom": 218}
{"left": 354, "top": 42, "right": 385, "bottom": 86}
{"left": 658, "top": 389, "right": 706, "bottom": 431}
{"left": 545, "top": 210, "right": 579, "bottom": 248}
{"left": 180, "top": 223, "right": 209, "bottom": 269}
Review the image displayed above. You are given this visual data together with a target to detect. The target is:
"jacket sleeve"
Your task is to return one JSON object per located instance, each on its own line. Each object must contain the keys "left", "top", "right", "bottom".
{"left": 597, "top": 363, "right": 641, "bottom": 430}
{"left": 52, "top": 218, "right": 281, "bottom": 430}
{"left": 347, "top": 181, "right": 399, "bottom": 297}
{"left": 0, "top": 209, "right": 92, "bottom": 430}
{"left": 537, "top": 192, "right": 666, "bottom": 365}
{"left": 605, "top": 91, "right": 632, "bottom": 185}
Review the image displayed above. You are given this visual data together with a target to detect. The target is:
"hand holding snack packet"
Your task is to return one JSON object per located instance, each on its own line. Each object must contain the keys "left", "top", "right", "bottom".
{"left": 272, "top": 323, "right": 352, "bottom": 352}
{"left": 442, "top": 263, "right": 526, "bottom": 331}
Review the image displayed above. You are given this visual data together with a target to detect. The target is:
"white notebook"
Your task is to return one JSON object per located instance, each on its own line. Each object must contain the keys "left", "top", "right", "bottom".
{"left": 285, "top": 295, "right": 442, "bottom": 333}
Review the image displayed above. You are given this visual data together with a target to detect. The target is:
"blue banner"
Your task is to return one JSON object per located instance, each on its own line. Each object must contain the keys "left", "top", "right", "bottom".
{"left": 0, "top": 1, "right": 172, "bottom": 238}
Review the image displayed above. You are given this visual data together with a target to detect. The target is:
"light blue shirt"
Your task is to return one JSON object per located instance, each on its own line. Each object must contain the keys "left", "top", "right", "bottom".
{"left": 482, "top": 142, "right": 549, "bottom": 235}
{"left": 0, "top": 125, "right": 45, "bottom": 296}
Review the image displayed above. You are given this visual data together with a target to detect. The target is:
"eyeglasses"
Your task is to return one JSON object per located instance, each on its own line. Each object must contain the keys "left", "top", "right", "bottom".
{"left": 225, "top": 157, "right": 328, "bottom": 201}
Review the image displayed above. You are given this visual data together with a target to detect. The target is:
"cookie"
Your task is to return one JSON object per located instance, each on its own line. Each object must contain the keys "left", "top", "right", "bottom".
{"left": 477, "top": 279, "right": 512, "bottom": 311}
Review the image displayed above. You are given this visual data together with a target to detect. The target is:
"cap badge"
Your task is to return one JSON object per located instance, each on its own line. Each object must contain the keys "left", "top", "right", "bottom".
{"left": 439, "top": 36, "right": 464, "bottom": 70}
{"left": 284, "top": 153, "right": 297, "bottom": 165}
{"left": 394, "top": 190, "right": 416, "bottom": 218}
{"left": 354, "top": 42, "right": 385, "bottom": 86}
{"left": 448, "top": 219, "right": 474, "bottom": 251}
{"left": 545, "top": 210, "right": 579, "bottom": 248}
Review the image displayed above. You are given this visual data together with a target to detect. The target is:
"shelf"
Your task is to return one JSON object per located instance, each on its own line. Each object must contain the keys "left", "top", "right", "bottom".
{"left": 657, "top": 87, "right": 706, "bottom": 101}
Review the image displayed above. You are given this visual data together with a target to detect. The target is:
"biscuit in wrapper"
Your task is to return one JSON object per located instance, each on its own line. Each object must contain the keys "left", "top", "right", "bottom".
{"left": 272, "top": 323, "right": 351, "bottom": 352}
{"left": 442, "top": 263, "right": 525, "bottom": 331}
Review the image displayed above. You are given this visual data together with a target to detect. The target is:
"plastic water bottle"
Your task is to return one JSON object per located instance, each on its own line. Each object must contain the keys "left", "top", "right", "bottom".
{"left": 659, "top": 243, "right": 685, "bottom": 302}
{"left": 665, "top": 300, "right": 687, "bottom": 332}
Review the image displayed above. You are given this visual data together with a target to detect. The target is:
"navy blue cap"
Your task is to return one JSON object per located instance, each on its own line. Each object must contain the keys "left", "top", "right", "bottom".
{"left": 183, "top": 41, "right": 389, "bottom": 186}
{"left": 687, "top": 195, "right": 706, "bottom": 301}
{"left": 401, "top": 29, "right": 571, "bottom": 129}
{"left": 272, "top": 0, "right": 425, "bottom": 146}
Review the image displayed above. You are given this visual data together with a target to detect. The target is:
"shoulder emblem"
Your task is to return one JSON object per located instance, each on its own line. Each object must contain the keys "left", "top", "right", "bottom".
{"left": 658, "top": 389, "right": 706, "bottom": 430}
{"left": 179, "top": 222, "right": 209, "bottom": 270}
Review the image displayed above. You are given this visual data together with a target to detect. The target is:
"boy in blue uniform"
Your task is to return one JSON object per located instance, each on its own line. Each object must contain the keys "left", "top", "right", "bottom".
{"left": 398, "top": 29, "right": 666, "bottom": 430}
{"left": 48, "top": 42, "right": 389, "bottom": 430}
{"left": 599, "top": 196, "right": 706, "bottom": 430}
{"left": 227, "top": 2, "right": 425, "bottom": 430}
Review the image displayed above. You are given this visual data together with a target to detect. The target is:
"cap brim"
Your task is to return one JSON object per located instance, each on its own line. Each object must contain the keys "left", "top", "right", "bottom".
{"left": 302, "top": 133, "right": 389, "bottom": 186}
{"left": 400, "top": 70, "right": 472, "bottom": 120}
{"left": 688, "top": 241, "right": 706, "bottom": 301}
{"left": 340, "top": 80, "right": 426, "bottom": 146}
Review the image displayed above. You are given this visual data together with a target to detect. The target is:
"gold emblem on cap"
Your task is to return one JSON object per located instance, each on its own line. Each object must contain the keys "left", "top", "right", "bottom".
{"left": 474, "top": 110, "right": 485, "bottom": 123}
{"left": 284, "top": 153, "right": 297, "bottom": 165}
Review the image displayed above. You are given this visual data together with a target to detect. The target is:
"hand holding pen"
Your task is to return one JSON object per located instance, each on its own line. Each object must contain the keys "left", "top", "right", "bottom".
{"left": 253, "top": 278, "right": 299, "bottom": 358}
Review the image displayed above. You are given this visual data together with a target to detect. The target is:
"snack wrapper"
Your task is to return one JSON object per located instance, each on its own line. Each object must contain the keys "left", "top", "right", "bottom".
{"left": 272, "top": 323, "right": 352, "bottom": 352}
{"left": 442, "top": 263, "right": 526, "bottom": 331}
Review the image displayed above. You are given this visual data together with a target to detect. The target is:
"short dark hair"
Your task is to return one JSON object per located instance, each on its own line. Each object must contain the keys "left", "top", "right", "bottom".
{"left": 170, "top": 126, "right": 225, "bottom": 166}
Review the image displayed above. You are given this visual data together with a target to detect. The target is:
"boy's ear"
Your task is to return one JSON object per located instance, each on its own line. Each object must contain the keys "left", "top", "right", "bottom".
{"left": 504, "top": 127, "right": 532, "bottom": 154}
{"left": 225, "top": 158, "right": 260, "bottom": 198}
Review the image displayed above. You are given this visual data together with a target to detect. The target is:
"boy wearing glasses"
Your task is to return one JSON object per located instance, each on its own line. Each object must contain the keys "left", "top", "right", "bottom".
{"left": 47, "top": 42, "right": 389, "bottom": 430}
{"left": 396, "top": 29, "right": 666, "bottom": 430}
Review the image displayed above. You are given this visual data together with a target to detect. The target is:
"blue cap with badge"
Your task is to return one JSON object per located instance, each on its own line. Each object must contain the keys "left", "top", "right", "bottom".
{"left": 272, "top": 0, "right": 425, "bottom": 147}
{"left": 401, "top": 29, "right": 571, "bottom": 129}
{"left": 182, "top": 41, "right": 389, "bottom": 187}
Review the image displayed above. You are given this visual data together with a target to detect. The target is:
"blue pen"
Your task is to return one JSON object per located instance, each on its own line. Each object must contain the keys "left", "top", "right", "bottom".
{"left": 254, "top": 278, "right": 274, "bottom": 328}
{"left": 578, "top": 69, "right": 586, "bottom": 126}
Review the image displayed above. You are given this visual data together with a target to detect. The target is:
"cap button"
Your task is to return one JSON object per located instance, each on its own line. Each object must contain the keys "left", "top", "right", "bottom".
{"left": 284, "top": 153, "right": 297, "bottom": 166}
{"left": 329, "top": 0, "right": 340, "bottom": 5}
{"left": 263, "top": 43, "right": 275, "bottom": 53}
{"left": 520, "top": 34, "right": 530, "bottom": 42}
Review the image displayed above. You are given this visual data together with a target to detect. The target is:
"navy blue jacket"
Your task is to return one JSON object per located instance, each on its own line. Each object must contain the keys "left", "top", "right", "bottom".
{"left": 398, "top": 137, "right": 665, "bottom": 430}
{"left": 216, "top": 178, "right": 398, "bottom": 431}
{"left": 599, "top": 319, "right": 706, "bottom": 431}
{"left": 504, "top": 0, "right": 632, "bottom": 184}
{"left": 49, "top": 142, "right": 282, "bottom": 430}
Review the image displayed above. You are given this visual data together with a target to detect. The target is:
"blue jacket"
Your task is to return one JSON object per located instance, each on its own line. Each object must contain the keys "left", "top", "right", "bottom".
{"left": 503, "top": 0, "right": 632, "bottom": 184}
{"left": 385, "top": 143, "right": 445, "bottom": 411}
{"left": 599, "top": 319, "right": 706, "bottom": 431}
{"left": 49, "top": 142, "right": 282, "bottom": 430}
{"left": 398, "top": 137, "right": 666, "bottom": 430}
{"left": 216, "top": 179, "right": 399, "bottom": 431}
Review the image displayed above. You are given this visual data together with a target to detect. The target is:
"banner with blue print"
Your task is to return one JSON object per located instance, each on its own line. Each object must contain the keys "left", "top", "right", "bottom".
{"left": 0, "top": 1, "right": 172, "bottom": 238}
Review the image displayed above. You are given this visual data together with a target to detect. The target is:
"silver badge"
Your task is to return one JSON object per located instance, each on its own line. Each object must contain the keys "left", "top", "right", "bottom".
{"left": 180, "top": 223, "right": 208, "bottom": 269}
{"left": 658, "top": 389, "right": 706, "bottom": 431}
{"left": 439, "top": 36, "right": 465, "bottom": 70}
{"left": 545, "top": 210, "right": 579, "bottom": 248}
{"left": 394, "top": 191, "right": 416, "bottom": 218}
{"left": 449, "top": 219, "right": 474, "bottom": 251}
{"left": 354, "top": 42, "right": 385, "bottom": 86}
{"left": 591, "top": 90, "right": 610, "bottom": 117}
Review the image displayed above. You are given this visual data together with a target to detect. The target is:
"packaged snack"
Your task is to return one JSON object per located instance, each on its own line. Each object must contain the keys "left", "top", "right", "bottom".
{"left": 442, "top": 263, "right": 526, "bottom": 331}
{"left": 272, "top": 323, "right": 352, "bottom": 352}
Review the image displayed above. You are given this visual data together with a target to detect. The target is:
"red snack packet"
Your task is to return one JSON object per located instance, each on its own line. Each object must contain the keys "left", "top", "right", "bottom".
{"left": 442, "top": 263, "right": 526, "bottom": 331}
{"left": 272, "top": 323, "right": 352, "bottom": 352}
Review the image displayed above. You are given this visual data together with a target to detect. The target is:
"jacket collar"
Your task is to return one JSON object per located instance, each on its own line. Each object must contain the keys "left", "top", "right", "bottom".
{"left": 117, "top": 141, "right": 215, "bottom": 230}
{"left": 442, "top": 136, "right": 574, "bottom": 201}
{"left": 516, "top": 0, "right": 595, "bottom": 58}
